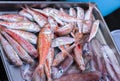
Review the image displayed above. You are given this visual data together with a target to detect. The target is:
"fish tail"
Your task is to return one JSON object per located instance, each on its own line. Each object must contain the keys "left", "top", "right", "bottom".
{"left": 32, "top": 65, "right": 46, "bottom": 81}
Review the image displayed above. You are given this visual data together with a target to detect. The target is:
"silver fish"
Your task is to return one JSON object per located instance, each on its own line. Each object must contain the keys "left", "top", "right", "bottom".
{"left": 0, "top": 34, "right": 22, "bottom": 66}
{"left": 52, "top": 37, "right": 75, "bottom": 47}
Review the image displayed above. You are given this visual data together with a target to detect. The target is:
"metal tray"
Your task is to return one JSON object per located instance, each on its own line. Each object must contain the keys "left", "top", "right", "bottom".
{"left": 0, "top": 1, "right": 120, "bottom": 81}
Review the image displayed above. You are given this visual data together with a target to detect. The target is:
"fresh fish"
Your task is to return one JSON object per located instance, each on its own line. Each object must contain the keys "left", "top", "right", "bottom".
{"left": 1, "top": 31, "right": 34, "bottom": 64}
{"left": 19, "top": 9, "right": 33, "bottom": 21}
{"left": 0, "top": 21, "right": 40, "bottom": 32}
{"left": 52, "top": 37, "right": 75, "bottom": 47}
{"left": 73, "top": 44, "right": 85, "bottom": 71}
{"left": 43, "top": 8, "right": 65, "bottom": 26}
{"left": 45, "top": 48, "right": 54, "bottom": 81}
{"left": 8, "top": 29, "right": 37, "bottom": 44}
{"left": 25, "top": 8, "right": 48, "bottom": 27}
{"left": 54, "top": 71, "right": 102, "bottom": 81}
{"left": 83, "top": 3, "right": 94, "bottom": 33}
{"left": 55, "top": 23, "right": 74, "bottom": 36}
{"left": 0, "top": 34, "right": 22, "bottom": 66}
{"left": 76, "top": 7, "right": 84, "bottom": 33}
{"left": 3, "top": 28, "right": 38, "bottom": 58}
{"left": 102, "top": 45, "right": 120, "bottom": 79}
{"left": 84, "top": 3, "right": 94, "bottom": 21}
{"left": 88, "top": 20, "right": 99, "bottom": 42}
{"left": 0, "top": 14, "right": 28, "bottom": 22}
{"left": 90, "top": 39, "right": 109, "bottom": 80}
{"left": 102, "top": 46, "right": 119, "bottom": 81}
{"left": 90, "top": 39, "right": 107, "bottom": 73}
{"left": 32, "top": 24, "right": 53, "bottom": 81}
{"left": 49, "top": 9, "right": 84, "bottom": 23}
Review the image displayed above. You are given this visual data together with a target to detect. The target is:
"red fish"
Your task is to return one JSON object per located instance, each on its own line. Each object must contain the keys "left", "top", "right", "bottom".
{"left": 2, "top": 27, "right": 38, "bottom": 58}
{"left": 32, "top": 24, "right": 53, "bottom": 81}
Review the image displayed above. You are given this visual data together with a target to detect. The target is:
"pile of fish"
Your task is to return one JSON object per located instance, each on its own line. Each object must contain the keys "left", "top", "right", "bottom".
{"left": 0, "top": 3, "right": 120, "bottom": 81}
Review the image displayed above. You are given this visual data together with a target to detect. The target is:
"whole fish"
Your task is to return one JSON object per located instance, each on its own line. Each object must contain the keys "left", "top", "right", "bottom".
{"left": 76, "top": 7, "right": 84, "bottom": 33}
{"left": 90, "top": 39, "right": 105, "bottom": 72}
{"left": 25, "top": 8, "right": 48, "bottom": 27}
{"left": 54, "top": 71, "right": 102, "bottom": 81}
{"left": 45, "top": 48, "right": 54, "bottom": 81}
{"left": 8, "top": 29, "right": 37, "bottom": 44}
{"left": 102, "top": 46, "right": 119, "bottom": 81}
{"left": 2, "top": 28, "right": 38, "bottom": 58}
{"left": 0, "top": 14, "right": 28, "bottom": 22}
{"left": 88, "top": 20, "right": 99, "bottom": 42}
{"left": 32, "top": 24, "right": 53, "bottom": 81}
{"left": 83, "top": 3, "right": 94, "bottom": 33}
{"left": 52, "top": 37, "right": 75, "bottom": 47}
{"left": 102, "top": 45, "right": 120, "bottom": 80}
{"left": 55, "top": 23, "right": 74, "bottom": 36}
{"left": 19, "top": 9, "right": 33, "bottom": 21}
{"left": 90, "top": 39, "right": 108, "bottom": 79}
{"left": 73, "top": 44, "right": 85, "bottom": 71}
{"left": 1, "top": 31, "right": 34, "bottom": 64}
{"left": 0, "top": 21, "right": 40, "bottom": 32}
{"left": 0, "top": 34, "right": 22, "bottom": 66}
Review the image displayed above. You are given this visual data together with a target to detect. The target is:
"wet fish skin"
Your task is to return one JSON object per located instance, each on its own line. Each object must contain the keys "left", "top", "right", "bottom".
{"left": 32, "top": 24, "right": 53, "bottom": 81}
{"left": 0, "top": 34, "right": 22, "bottom": 66}
{"left": 25, "top": 8, "right": 48, "bottom": 28}
{"left": 52, "top": 54, "right": 73, "bottom": 79}
{"left": 0, "top": 14, "right": 28, "bottom": 22}
{"left": 52, "top": 37, "right": 75, "bottom": 48}
{"left": 1, "top": 31, "right": 34, "bottom": 64}
{"left": 73, "top": 44, "right": 85, "bottom": 71}
{"left": 0, "top": 21, "right": 40, "bottom": 32}
{"left": 55, "top": 23, "right": 74, "bottom": 36}
{"left": 19, "top": 9, "right": 33, "bottom": 21}
{"left": 8, "top": 29, "right": 37, "bottom": 44}
{"left": 3, "top": 28, "right": 38, "bottom": 58}
{"left": 45, "top": 48, "right": 54, "bottom": 81}
{"left": 54, "top": 71, "right": 102, "bottom": 81}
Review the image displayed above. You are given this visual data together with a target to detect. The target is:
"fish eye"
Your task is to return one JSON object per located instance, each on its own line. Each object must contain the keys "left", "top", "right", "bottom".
{"left": 59, "top": 69, "right": 63, "bottom": 73}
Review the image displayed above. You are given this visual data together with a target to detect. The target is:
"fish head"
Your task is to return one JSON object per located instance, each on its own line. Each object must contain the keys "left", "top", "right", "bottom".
{"left": 51, "top": 66, "right": 64, "bottom": 79}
